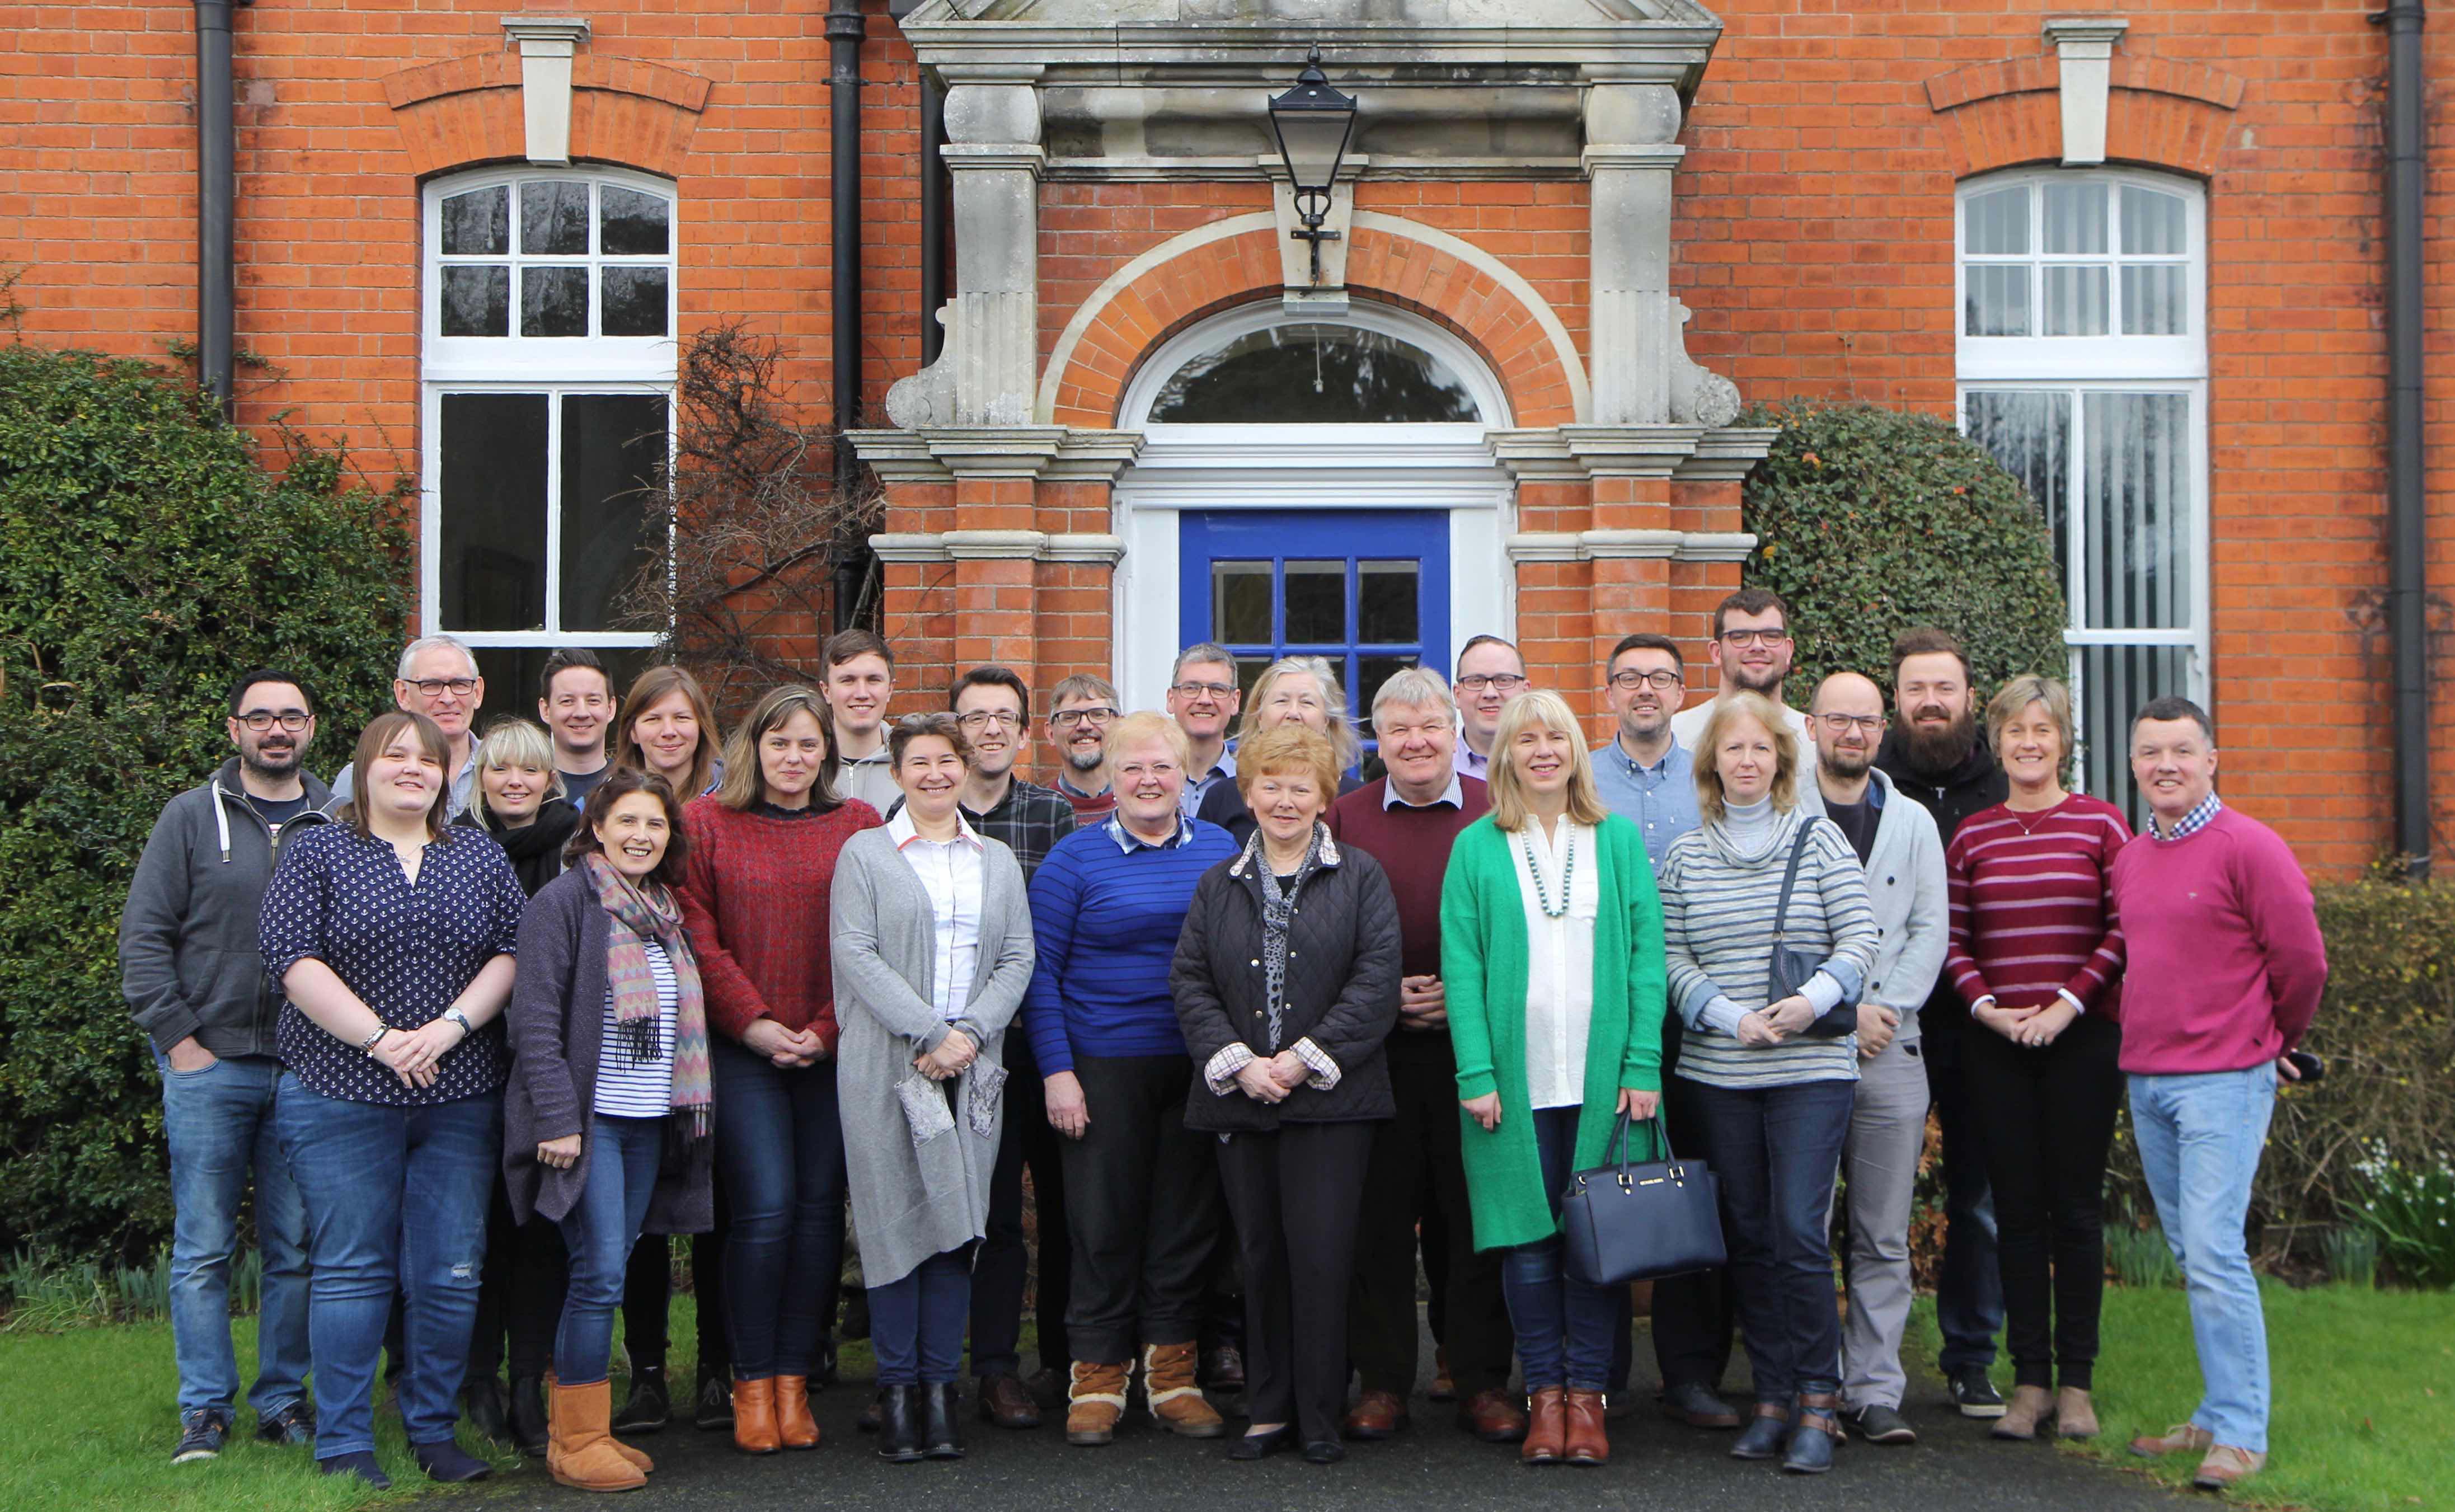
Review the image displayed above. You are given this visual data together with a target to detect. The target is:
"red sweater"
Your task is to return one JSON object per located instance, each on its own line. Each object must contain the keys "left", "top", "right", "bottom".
{"left": 1325, "top": 776, "right": 1489, "bottom": 980}
{"left": 1944, "top": 795, "right": 2131, "bottom": 1020}
{"left": 678, "top": 795, "right": 882, "bottom": 1049}
{"left": 2107, "top": 805, "right": 2329, "bottom": 1076}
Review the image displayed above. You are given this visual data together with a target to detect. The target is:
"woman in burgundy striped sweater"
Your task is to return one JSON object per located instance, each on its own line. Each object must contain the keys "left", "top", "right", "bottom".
{"left": 1942, "top": 674, "right": 2129, "bottom": 1446}
{"left": 679, "top": 685, "right": 884, "bottom": 1455}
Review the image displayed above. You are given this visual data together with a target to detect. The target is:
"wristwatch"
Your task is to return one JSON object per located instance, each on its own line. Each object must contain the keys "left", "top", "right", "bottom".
{"left": 445, "top": 1009, "right": 476, "bottom": 1037}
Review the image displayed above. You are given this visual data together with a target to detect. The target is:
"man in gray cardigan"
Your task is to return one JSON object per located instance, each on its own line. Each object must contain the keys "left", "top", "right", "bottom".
{"left": 119, "top": 670, "right": 330, "bottom": 1464}
{"left": 1809, "top": 673, "right": 1947, "bottom": 1447}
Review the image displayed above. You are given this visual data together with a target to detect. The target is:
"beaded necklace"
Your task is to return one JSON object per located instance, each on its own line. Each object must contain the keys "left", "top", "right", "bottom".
{"left": 1520, "top": 821, "right": 1576, "bottom": 918}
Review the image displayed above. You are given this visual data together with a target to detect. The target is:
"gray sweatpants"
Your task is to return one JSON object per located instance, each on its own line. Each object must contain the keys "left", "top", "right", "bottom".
{"left": 1836, "top": 1029, "right": 1932, "bottom": 1412}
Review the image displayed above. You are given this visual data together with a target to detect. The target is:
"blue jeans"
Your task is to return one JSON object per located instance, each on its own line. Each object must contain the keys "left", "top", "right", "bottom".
{"left": 555, "top": 1115, "right": 665, "bottom": 1386}
{"left": 869, "top": 1245, "right": 975, "bottom": 1387}
{"left": 2129, "top": 1064, "right": 2276, "bottom": 1453}
{"left": 1924, "top": 1018, "right": 2003, "bottom": 1372}
{"left": 157, "top": 1050, "right": 311, "bottom": 1420}
{"left": 1499, "top": 1107, "right": 1622, "bottom": 1393}
{"left": 713, "top": 1040, "right": 846, "bottom": 1379}
{"left": 275, "top": 1075, "right": 501, "bottom": 1457}
{"left": 1689, "top": 1076, "right": 1855, "bottom": 1403}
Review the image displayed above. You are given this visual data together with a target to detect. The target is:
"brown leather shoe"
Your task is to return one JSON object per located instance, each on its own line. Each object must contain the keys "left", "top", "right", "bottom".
{"left": 2130, "top": 1420, "right": 2214, "bottom": 1458}
{"left": 730, "top": 1378, "right": 780, "bottom": 1455}
{"left": 2193, "top": 1444, "right": 2267, "bottom": 1490}
{"left": 773, "top": 1375, "right": 819, "bottom": 1450}
{"left": 1520, "top": 1386, "right": 1566, "bottom": 1465}
{"left": 1428, "top": 1347, "right": 1456, "bottom": 1403}
{"left": 1342, "top": 1388, "right": 1407, "bottom": 1440}
{"left": 1562, "top": 1389, "right": 1609, "bottom": 1467}
{"left": 978, "top": 1373, "right": 1041, "bottom": 1429}
{"left": 1457, "top": 1387, "right": 1528, "bottom": 1443}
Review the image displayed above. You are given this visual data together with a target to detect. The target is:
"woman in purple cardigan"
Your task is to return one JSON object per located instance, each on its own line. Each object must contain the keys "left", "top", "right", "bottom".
{"left": 504, "top": 768, "right": 716, "bottom": 1494}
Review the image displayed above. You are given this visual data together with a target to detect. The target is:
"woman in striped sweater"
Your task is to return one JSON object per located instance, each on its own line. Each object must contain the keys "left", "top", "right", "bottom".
{"left": 1658, "top": 691, "right": 1878, "bottom": 1477}
{"left": 1944, "top": 675, "right": 2129, "bottom": 1445}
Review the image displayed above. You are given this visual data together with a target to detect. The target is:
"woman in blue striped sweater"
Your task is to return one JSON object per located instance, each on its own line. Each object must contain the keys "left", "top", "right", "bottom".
{"left": 1658, "top": 691, "right": 1879, "bottom": 1477}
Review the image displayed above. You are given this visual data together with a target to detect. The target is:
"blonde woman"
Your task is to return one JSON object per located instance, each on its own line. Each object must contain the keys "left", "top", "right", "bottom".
{"left": 1439, "top": 691, "right": 1667, "bottom": 1470}
{"left": 1195, "top": 655, "right": 1363, "bottom": 845}
{"left": 1657, "top": 691, "right": 1878, "bottom": 1476}
{"left": 458, "top": 720, "right": 579, "bottom": 898}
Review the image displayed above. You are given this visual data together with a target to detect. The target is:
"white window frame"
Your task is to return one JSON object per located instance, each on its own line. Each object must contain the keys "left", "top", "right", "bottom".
{"left": 1111, "top": 302, "right": 1516, "bottom": 713}
{"left": 1955, "top": 168, "right": 2210, "bottom": 786}
{"left": 420, "top": 168, "right": 679, "bottom": 652}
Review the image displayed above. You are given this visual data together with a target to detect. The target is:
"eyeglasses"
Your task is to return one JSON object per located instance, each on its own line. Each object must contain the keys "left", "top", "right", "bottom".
{"left": 1170, "top": 681, "right": 1237, "bottom": 700}
{"left": 403, "top": 677, "right": 479, "bottom": 698}
{"left": 1456, "top": 673, "right": 1529, "bottom": 693}
{"left": 1608, "top": 670, "right": 1683, "bottom": 692}
{"left": 236, "top": 711, "right": 311, "bottom": 732}
{"left": 1817, "top": 712, "right": 1885, "bottom": 734}
{"left": 1718, "top": 629, "right": 1790, "bottom": 649}
{"left": 1049, "top": 706, "right": 1118, "bottom": 728}
{"left": 956, "top": 710, "right": 1022, "bottom": 731}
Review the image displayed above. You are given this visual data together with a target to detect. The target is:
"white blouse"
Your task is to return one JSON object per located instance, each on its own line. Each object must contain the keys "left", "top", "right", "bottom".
{"left": 1508, "top": 819, "right": 1600, "bottom": 1110}
{"left": 886, "top": 808, "right": 984, "bottom": 1021}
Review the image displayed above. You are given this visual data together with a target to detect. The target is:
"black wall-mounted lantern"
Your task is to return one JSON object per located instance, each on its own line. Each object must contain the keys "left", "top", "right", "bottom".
{"left": 1268, "top": 46, "right": 1359, "bottom": 285}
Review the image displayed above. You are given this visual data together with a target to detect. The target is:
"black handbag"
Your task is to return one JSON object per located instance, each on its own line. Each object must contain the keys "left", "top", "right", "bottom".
{"left": 1559, "top": 1113, "right": 1728, "bottom": 1286}
{"left": 1768, "top": 822, "right": 1857, "bottom": 1039}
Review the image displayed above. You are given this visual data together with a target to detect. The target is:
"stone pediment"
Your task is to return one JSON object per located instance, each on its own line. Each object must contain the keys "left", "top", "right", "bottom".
{"left": 937, "top": 0, "right": 1719, "bottom": 25}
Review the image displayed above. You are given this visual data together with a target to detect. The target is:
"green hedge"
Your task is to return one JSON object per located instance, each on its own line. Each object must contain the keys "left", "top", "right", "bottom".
{"left": 0, "top": 346, "right": 410, "bottom": 1259}
{"left": 1739, "top": 401, "right": 2068, "bottom": 698}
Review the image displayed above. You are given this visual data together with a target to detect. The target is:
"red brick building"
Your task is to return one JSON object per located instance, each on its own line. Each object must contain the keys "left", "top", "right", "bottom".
{"left": 4, "top": 1, "right": 2445, "bottom": 874}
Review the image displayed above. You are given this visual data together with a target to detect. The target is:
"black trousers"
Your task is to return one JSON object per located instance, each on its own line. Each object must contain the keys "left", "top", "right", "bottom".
{"left": 1923, "top": 1006, "right": 2004, "bottom": 1374}
{"left": 972, "top": 1048, "right": 1072, "bottom": 1377}
{"left": 1218, "top": 1121, "right": 1377, "bottom": 1445}
{"left": 1964, "top": 1013, "right": 2121, "bottom": 1390}
{"left": 1057, "top": 1054, "right": 1224, "bottom": 1365}
{"left": 467, "top": 1174, "right": 566, "bottom": 1385}
{"left": 1635, "top": 1030, "right": 1736, "bottom": 1394}
{"left": 1349, "top": 1037, "right": 1512, "bottom": 1399}
{"left": 620, "top": 1182, "right": 731, "bottom": 1378}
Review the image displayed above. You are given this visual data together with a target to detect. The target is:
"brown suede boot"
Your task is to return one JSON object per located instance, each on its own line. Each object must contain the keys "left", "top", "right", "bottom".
{"left": 774, "top": 1376, "right": 820, "bottom": 1450}
{"left": 547, "top": 1379, "right": 647, "bottom": 1492}
{"left": 1521, "top": 1386, "right": 1567, "bottom": 1465}
{"left": 730, "top": 1378, "right": 781, "bottom": 1455}
{"left": 1993, "top": 1384, "right": 2051, "bottom": 1441}
{"left": 1065, "top": 1360, "right": 1130, "bottom": 1446}
{"left": 2054, "top": 1387, "right": 2098, "bottom": 1441}
{"left": 1141, "top": 1342, "right": 1226, "bottom": 1438}
{"left": 562, "top": 1375, "right": 654, "bottom": 1476}
{"left": 1562, "top": 1389, "right": 1609, "bottom": 1467}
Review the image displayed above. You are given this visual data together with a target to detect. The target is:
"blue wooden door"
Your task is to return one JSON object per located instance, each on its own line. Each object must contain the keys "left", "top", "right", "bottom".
{"left": 1178, "top": 509, "right": 1451, "bottom": 740}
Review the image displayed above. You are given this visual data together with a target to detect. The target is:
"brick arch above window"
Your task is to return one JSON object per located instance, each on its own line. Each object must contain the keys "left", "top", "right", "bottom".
{"left": 380, "top": 53, "right": 712, "bottom": 180}
{"left": 1038, "top": 212, "right": 1588, "bottom": 429}
{"left": 1924, "top": 54, "right": 2245, "bottom": 182}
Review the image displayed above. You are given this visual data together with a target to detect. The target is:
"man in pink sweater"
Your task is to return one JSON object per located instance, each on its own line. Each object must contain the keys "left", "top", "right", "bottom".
{"left": 2108, "top": 697, "right": 2327, "bottom": 1494}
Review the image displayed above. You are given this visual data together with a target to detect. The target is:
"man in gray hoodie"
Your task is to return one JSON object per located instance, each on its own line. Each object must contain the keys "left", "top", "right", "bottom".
{"left": 119, "top": 670, "right": 332, "bottom": 1465}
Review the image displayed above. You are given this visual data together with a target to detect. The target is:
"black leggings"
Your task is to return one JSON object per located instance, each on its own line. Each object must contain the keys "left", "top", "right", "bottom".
{"left": 1964, "top": 1012, "right": 2121, "bottom": 1390}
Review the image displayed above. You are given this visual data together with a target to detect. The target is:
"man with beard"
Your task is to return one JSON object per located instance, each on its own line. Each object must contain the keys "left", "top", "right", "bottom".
{"left": 1045, "top": 674, "right": 1119, "bottom": 821}
{"left": 1669, "top": 589, "right": 1815, "bottom": 774}
{"left": 1810, "top": 672, "right": 1947, "bottom": 1447}
{"left": 536, "top": 648, "right": 616, "bottom": 809}
{"left": 120, "top": 670, "right": 331, "bottom": 1464}
{"left": 1872, "top": 627, "right": 2010, "bottom": 1419}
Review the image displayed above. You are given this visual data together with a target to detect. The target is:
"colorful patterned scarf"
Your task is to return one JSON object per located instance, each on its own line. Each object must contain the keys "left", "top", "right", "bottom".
{"left": 583, "top": 853, "right": 711, "bottom": 1139}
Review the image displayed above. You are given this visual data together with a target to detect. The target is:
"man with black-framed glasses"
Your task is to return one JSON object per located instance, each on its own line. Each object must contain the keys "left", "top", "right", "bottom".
{"left": 1165, "top": 644, "right": 1243, "bottom": 819}
{"left": 1045, "top": 674, "right": 1120, "bottom": 822}
{"left": 1669, "top": 588, "right": 1816, "bottom": 776}
{"left": 327, "top": 635, "right": 486, "bottom": 819}
{"left": 1451, "top": 634, "right": 1531, "bottom": 780}
{"left": 120, "top": 669, "right": 331, "bottom": 1464}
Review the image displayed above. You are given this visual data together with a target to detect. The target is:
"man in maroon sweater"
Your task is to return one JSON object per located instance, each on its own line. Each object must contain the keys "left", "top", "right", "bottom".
{"left": 2110, "top": 697, "right": 2327, "bottom": 1494}
{"left": 1324, "top": 666, "right": 1522, "bottom": 1446}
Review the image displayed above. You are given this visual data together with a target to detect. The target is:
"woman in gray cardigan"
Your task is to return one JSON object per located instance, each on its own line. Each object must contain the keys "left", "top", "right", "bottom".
{"left": 831, "top": 714, "right": 1035, "bottom": 1464}
{"left": 503, "top": 768, "right": 715, "bottom": 1494}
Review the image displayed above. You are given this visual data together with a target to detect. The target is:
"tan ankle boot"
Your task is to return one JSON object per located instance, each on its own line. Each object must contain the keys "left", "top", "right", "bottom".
{"left": 1065, "top": 1360, "right": 1130, "bottom": 1446}
{"left": 773, "top": 1376, "right": 820, "bottom": 1450}
{"left": 547, "top": 1379, "right": 648, "bottom": 1492}
{"left": 1992, "top": 1384, "right": 2051, "bottom": 1441}
{"left": 1142, "top": 1342, "right": 1227, "bottom": 1438}
{"left": 730, "top": 1378, "right": 780, "bottom": 1455}
{"left": 2054, "top": 1387, "right": 2097, "bottom": 1440}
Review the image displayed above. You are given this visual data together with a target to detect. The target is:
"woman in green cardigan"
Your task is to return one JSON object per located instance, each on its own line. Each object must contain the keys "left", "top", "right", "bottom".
{"left": 1440, "top": 690, "right": 1668, "bottom": 1471}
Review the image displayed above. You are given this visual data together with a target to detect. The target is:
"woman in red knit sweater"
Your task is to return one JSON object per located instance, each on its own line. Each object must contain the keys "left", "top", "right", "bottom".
{"left": 679, "top": 685, "right": 883, "bottom": 1455}
{"left": 1942, "top": 674, "right": 2129, "bottom": 1445}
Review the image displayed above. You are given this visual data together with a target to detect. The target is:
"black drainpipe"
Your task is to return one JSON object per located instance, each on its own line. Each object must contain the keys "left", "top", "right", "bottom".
{"left": 2383, "top": 0, "right": 2429, "bottom": 874}
{"left": 827, "top": 0, "right": 872, "bottom": 633}
{"left": 920, "top": 72, "right": 947, "bottom": 367}
{"left": 194, "top": 0, "right": 237, "bottom": 415}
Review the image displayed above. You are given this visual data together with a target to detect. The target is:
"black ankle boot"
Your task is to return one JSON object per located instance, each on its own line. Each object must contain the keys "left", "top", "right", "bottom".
{"left": 506, "top": 1374, "right": 549, "bottom": 1456}
{"left": 1731, "top": 1402, "right": 1791, "bottom": 1460}
{"left": 923, "top": 1383, "right": 964, "bottom": 1459}
{"left": 877, "top": 1385, "right": 925, "bottom": 1463}
{"left": 613, "top": 1364, "right": 670, "bottom": 1434}
{"left": 462, "top": 1374, "right": 509, "bottom": 1443}
{"left": 693, "top": 1363, "right": 734, "bottom": 1431}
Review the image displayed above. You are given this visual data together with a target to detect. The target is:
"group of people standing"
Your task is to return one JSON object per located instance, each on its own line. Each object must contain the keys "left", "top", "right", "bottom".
{"left": 119, "top": 590, "right": 2327, "bottom": 1495}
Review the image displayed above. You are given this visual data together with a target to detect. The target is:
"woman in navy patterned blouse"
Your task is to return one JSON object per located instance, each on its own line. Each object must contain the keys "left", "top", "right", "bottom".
{"left": 261, "top": 711, "right": 526, "bottom": 1490}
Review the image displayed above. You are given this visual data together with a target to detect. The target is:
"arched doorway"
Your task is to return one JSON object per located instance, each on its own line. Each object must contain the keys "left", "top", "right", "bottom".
{"left": 1112, "top": 302, "right": 1515, "bottom": 713}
